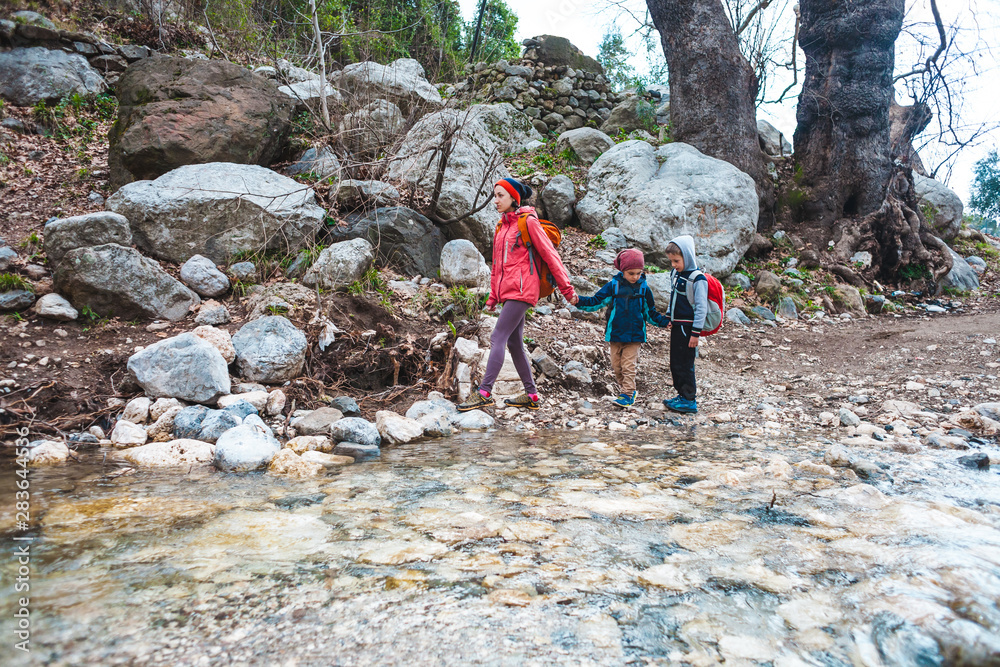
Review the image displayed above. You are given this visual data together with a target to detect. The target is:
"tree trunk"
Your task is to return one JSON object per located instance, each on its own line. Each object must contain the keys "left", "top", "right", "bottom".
{"left": 793, "top": 0, "right": 904, "bottom": 226}
{"left": 889, "top": 96, "right": 931, "bottom": 176}
{"left": 647, "top": 0, "right": 774, "bottom": 228}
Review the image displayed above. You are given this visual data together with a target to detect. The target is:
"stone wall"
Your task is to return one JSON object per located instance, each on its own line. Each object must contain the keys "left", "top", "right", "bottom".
{"left": 447, "top": 58, "right": 623, "bottom": 136}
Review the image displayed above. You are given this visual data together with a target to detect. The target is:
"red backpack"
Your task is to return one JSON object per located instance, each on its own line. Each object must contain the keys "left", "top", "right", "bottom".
{"left": 673, "top": 269, "right": 725, "bottom": 336}
{"left": 495, "top": 212, "right": 563, "bottom": 298}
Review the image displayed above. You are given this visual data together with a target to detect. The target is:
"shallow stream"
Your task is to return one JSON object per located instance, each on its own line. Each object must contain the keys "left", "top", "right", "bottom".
{"left": 2, "top": 429, "right": 999, "bottom": 666}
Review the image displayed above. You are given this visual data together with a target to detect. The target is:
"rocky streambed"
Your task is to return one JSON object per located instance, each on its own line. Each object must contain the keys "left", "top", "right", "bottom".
{"left": 2, "top": 426, "right": 998, "bottom": 666}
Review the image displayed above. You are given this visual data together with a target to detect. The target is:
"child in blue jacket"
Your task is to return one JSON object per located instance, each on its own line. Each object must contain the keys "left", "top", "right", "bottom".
{"left": 575, "top": 248, "right": 670, "bottom": 406}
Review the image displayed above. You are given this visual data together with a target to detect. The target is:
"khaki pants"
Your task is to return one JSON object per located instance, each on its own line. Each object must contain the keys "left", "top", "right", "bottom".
{"left": 609, "top": 342, "right": 641, "bottom": 394}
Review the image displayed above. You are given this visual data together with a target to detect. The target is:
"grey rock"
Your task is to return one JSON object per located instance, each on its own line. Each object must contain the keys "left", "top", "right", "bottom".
{"left": 439, "top": 239, "right": 490, "bottom": 288}
{"left": 556, "top": 127, "right": 614, "bottom": 164}
{"left": 724, "top": 273, "right": 752, "bottom": 291}
{"left": 749, "top": 305, "right": 776, "bottom": 321}
{"left": 599, "top": 227, "right": 628, "bottom": 252}
{"left": 229, "top": 262, "right": 255, "bottom": 280}
{"left": 54, "top": 244, "right": 200, "bottom": 321}
{"left": 756, "top": 119, "right": 792, "bottom": 156}
{"left": 331, "top": 207, "right": 442, "bottom": 277}
{"left": 829, "top": 285, "right": 866, "bottom": 316}
{"left": 531, "top": 349, "right": 562, "bottom": 378}
{"left": 941, "top": 246, "right": 980, "bottom": 292}
{"left": 871, "top": 612, "right": 944, "bottom": 667}
{"left": 642, "top": 272, "right": 672, "bottom": 311}
{"left": 30, "top": 293, "right": 78, "bottom": 321}
{"left": 223, "top": 400, "right": 259, "bottom": 421}
{"left": 197, "top": 410, "right": 241, "bottom": 443}
{"left": 173, "top": 405, "right": 210, "bottom": 439}
{"left": 335, "top": 58, "right": 442, "bottom": 116}
{"left": 0, "top": 290, "right": 35, "bottom": 311}
{"left": 277, "top": 79, "right": 342, "bottom": 112}
{"left": 10, "top": 11, "right": 56, "bottom": 29}
{"left": 957, "top": 453, "right": 990, "bottom": 469}
{"left": 540, "top": 175, "right": 576, "bottom": 227}
{"left": 331, "top": 417, "right": 382, "bottom": 448}
{"left": 213, "top": 422, "right": 282, "bottom": 472}
{"left": 600, "top": 95, "right": 656, "bottom": 136}
{"left": 286, "top": 146, "right": 341, "bottom": 181}
{"left": 839, "top": 408, "right": 861, "bottom": 427}
{"left": 726, "top": 307, "right": 752, "bottom": 326}
{"left": 453, "top": 410, "right": 494, "bottom": 430}
{"left": 330, "top": 396, "right": 361, "bottom": 416}
{"left": 850, "top": 251, "right": 873, "bottom": 270}
{"left": 117, "top": 44, "right": 150, "bottom": 62}
{"left": 107, "top": 163, "right": 326, "bottom": 264}
{"left": 335, "top": 180, "right": 400, "bottom": 210}
{"left": 0, "top": 47, "right": 105, "bottom": 106}
{"left": 291, "top": 407, "right": 344, "bottom": 436}
{"left": 128, "top": 333, "right": 231, "bottom": 404}
{"left": 180, "top": 255, "right": 230, "bottom": 298}
{"left": 88, "top": 191, "right": 105, "bottom": 205}
{"left": 974, "top": 402, "right": 1000, "bottom": 421}
{"left": 754, "top": 271, "right": 782, "bottom": 302}
{"left": 232, "top": 316, "right": 307, "bottom": 383}
{"left": 332, "top": 442, "right": 380, "bottom": 460}
{"left": 418, "top": 413, "right": 453, "bottom": 438}
{"left": 563, "top": 360, "right": 592, "bottom": 386}
{"left": 913, "top": 173, "right": 963, "bottom": 241}
{"left": 965, "top": 256, "right": 987, "bottom": 275}
{"left": 90, "top": 54, "right": 128, "bottom": 73}
{"left": 194, "top": 300, "right": 231, "bottom": 326}
{"left": 776, "top": 296, "right": 798, "bottom": 320}
{"left": 388, "top": 104, "right": 542, "bottom": 252}
{"left": 339, "top": 100, "right": 404, "bottom": 160}
{"left": 576, "top": 142, "right": 757, "bottom": 276}
{"left": 0, "top": 246, "right": 17, "bottom": 271}
{"left": 43, "top": 212, "right": 133, "bottom": 265}
{"left": 302, "top": 238, "right": 375, "bottom": 290}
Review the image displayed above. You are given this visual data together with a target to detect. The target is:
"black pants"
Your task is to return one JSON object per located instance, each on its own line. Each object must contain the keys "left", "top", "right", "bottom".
{"left": 670, "top": 323, "right": 697, "bottom": 401}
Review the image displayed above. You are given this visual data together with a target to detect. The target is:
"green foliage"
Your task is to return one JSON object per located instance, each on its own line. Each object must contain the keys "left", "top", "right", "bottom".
{"left": 899, "top": 263, "right": 932, "bottom": 281}
{"left": 464, "top": 0, "right": 519, "bottom": 63}
{"left": 970, "top": 149, "right": 1000, "bottom": 227}
{"left": 597, "top": 28, "right": 638, "bottom": 91}
{"left": 0, "top": 273, "right": 32, "bottom": 292}
{"left": 587, "top": 236, "right": 607, "bottom": 249}
{"left": 29, "top": 93, "right": 118, "bottom": 142}
{"left": 644, "top": 264, "right": 666, "bottom": 274}
{"left": 781, "top": 187, "right": 809, "bottom": 219}
{"left": 447, "top": 285, "right": 484, "bottom": 318}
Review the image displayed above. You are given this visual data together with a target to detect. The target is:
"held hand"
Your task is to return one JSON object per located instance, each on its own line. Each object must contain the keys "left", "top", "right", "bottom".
{"left": 569, "top": 294, "right": 579, "bottom": 305}
{"left": 688, "top": 336, "right": 699, "bottom": 348}
{"left": 486, "top": 302, "right": 497, "bottom": 312}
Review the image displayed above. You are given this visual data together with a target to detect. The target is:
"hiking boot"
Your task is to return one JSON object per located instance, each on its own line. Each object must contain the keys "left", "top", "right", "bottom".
{"left": 504, "top": 393, "right": 540, "bottom": 410}
{"left": 665, "top": 396, "right": 697, "bottom": 414}
{"left": 614, "top": 391, "right": 637, "bottom": 407}
{"left": 458, "top": 389, "right": 495, "bottom": 412}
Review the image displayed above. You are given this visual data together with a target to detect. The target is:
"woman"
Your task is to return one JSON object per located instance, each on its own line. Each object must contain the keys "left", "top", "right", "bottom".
{"left": 457, "top": 178, "right": 578, "bottom": 412}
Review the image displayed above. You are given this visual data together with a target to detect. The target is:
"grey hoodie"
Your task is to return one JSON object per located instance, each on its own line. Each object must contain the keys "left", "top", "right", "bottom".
{"left": 668, "top": 234, "right": 708, "bottom": 333}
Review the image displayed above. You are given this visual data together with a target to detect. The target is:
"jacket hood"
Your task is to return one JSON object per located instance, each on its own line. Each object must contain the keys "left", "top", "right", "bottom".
{"left": 501, "top": 205, "right": 536, "bottom": 223}
{"left": 670, "top": 234, "right": 699, "bottom": 271}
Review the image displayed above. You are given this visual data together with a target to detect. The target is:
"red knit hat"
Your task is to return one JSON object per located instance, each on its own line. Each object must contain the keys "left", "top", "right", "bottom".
{"left": 495, "top": 178, "right": 532, "bottom": 205}
{"left": 614, "top": 248, "right": 645, "bottom": 272}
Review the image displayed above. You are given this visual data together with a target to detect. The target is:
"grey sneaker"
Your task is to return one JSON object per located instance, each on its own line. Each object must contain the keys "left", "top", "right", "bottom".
{"left": 458, "top": 389, "right": 495, "bottom": 412}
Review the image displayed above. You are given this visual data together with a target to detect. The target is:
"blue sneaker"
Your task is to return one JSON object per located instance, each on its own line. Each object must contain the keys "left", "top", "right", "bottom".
{"left": 665, "top": 397, "right": 698, "bottom": 414}
{"left": 614, "top": 391, "right": 637, "bottom": 407}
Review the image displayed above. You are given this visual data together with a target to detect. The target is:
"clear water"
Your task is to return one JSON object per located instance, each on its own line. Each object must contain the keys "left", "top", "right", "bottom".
{"left": 2, "top": 429, "right": 999, "bottom": 666}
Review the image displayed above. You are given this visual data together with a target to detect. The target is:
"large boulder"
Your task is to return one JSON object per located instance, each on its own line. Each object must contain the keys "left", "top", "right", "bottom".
{"left": 539, "top": 175, "right": 576, "bottom": 228}
{"left": 232, "top": 316, "right": 308, "bottom": 383}
{"left": 388, "top": 104, "right": 542, "bottom": 252}
{"left": 913, "top": 173, "right": 963, "bottom": 241}
{"left": 521, "top": 35, "right": 604, "bottom": 75}
{"left": 941, "top": 246, "right": 980, "bottom": 292}
{"left": 339, "top": 100, "right": 404, "bottom": 160}
{"left": 108, "top": 56, "right": 294, "bottom": 189}
{"left": 576, "top": 141, "right": 758, "bottom": 276}
{"left": 43, "top": 212, "right": 133, "bottom": 265}
{"left": 439, "top": 240, "right": 490, "bottom": 288}
{"left": 556, "top": 128, "right": 614, "bottom": 165}
{"left": 331, "top": 207, "right": 443, "bottom": 277}
{"left": 331, "top": 417, "right": 382, "bottom": 448}
{"left": 757, "top": 120, "right": 792, "bottom": 156}
{"left": 0, "top": 47, "right": 105, "bottom": 106}
{"left": 335, "top": 180, "right": 400, "bottom": 210}
{"left": 127, "top": 333, "right": 231, "bottom": 403}
{"left": 277, "top": 79, "right": 341, "bottom": 112}
{"left": 54, "top": 244, "right": 200, "bottom": 321}
{"left": 600, "top": 95, "right": 656, "bottom": 136}
{"left": 107, "top": 163, "right": 326, "bottom": 264}
{"left": 333, "top": 58, "right": 442, "bottom": 116}
{"left": 302, "top": 238, "right": 375, "bottom": 290}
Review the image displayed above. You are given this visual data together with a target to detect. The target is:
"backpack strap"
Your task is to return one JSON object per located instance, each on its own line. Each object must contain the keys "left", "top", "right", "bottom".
{"left": 517, "top": 212, "right": 537, "bottom": 277}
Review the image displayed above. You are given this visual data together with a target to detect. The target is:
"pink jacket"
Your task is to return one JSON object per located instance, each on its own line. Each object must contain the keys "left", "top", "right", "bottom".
{"left": 486, "top": 206, "right": 576, "bottom": 308}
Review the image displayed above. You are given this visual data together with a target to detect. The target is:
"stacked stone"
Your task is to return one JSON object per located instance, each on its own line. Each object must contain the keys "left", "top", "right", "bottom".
{"left": 1, "top": 12, "right": 152, "bottom": 85}
{"left": 453, "top": 59, "right": 621, "bottom": 136}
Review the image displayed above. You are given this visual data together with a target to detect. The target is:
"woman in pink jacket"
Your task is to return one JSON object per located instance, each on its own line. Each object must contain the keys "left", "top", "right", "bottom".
{"left": 458, "top": 178, "right": 578, "bottom": 412}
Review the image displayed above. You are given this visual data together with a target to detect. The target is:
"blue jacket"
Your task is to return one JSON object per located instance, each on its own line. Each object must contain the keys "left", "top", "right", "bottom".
{"left": 576, "top": 273, "right": 670, "bottom": 343}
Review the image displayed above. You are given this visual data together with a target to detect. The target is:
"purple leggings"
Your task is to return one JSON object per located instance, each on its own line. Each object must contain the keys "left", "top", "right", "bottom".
{"left": 480, "top": 300, "right": 535, "bottom": 395}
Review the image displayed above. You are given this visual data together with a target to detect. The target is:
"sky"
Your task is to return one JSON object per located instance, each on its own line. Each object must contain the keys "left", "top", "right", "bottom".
{"left": 457, "top": 0, "right": 1000, "bottom": 206}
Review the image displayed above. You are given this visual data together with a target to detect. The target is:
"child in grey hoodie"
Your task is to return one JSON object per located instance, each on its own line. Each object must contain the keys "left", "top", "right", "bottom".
{"left": 663, "top": 235, "right": 708, "bottom": 414}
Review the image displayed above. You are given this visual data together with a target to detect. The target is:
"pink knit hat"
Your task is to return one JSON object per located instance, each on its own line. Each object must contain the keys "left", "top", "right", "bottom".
{"left": 614, "top": 248, "right": 645, "bottom": 272}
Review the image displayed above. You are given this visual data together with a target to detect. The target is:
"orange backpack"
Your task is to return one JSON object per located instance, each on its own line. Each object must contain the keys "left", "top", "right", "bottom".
{"left": 496, "top": 213, "right": 563, "bottom": 298}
